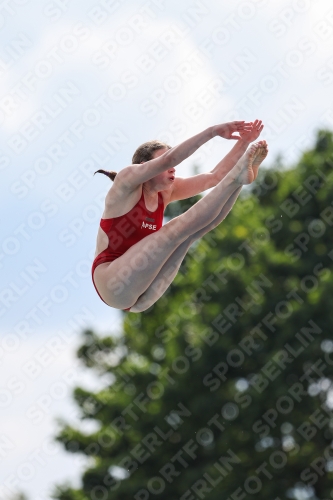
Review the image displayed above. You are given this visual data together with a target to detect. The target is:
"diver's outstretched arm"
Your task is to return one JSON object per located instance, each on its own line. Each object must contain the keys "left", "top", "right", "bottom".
{"left": 116, "top": 121, "right": 252, "bottom": 190}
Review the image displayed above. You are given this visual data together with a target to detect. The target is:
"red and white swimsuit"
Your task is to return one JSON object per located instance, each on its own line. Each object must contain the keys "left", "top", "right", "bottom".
{"left": 91, "top": 189, "right": 165, "bottom": 308}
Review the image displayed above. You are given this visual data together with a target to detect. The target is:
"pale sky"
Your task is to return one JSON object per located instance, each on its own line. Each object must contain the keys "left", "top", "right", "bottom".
{"left": 1, "top": 0, "right": 333, "bottom": 497}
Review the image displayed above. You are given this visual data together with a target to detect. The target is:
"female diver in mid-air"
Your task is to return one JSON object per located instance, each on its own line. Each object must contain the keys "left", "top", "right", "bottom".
{"left": 92, "top": 120, "right": 268, "bottom": 313}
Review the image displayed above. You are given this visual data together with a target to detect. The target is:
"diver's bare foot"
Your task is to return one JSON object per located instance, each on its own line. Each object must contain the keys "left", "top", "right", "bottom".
{"left": 252, "top": 140, "right": 268, "bottom": 180}
{"left": 233, "top": 141, "right": 268, "bottom": 185}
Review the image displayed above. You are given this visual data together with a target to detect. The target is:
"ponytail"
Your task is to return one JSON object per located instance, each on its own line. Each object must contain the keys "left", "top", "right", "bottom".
{"left": 94, "top": 169, "right": 117, "bottom": 182}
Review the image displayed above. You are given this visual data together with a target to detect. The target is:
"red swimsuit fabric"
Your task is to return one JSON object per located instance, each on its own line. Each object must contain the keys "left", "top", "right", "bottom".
{"left": 92, "top": 189, "right": 165, "bottom": 309}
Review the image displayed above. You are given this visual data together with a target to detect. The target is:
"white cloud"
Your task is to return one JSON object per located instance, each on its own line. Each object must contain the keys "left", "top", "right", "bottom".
{"left": 0, "top": 331, "right": 101, "bottom": 499}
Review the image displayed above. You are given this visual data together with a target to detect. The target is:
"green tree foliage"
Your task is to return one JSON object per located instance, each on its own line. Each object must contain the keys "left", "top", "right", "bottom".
{"left": 7, "top": 493, "right": 29, "bottom": 500}
{"left": 53, "top": 131, "right": 333, "bottom": 500}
